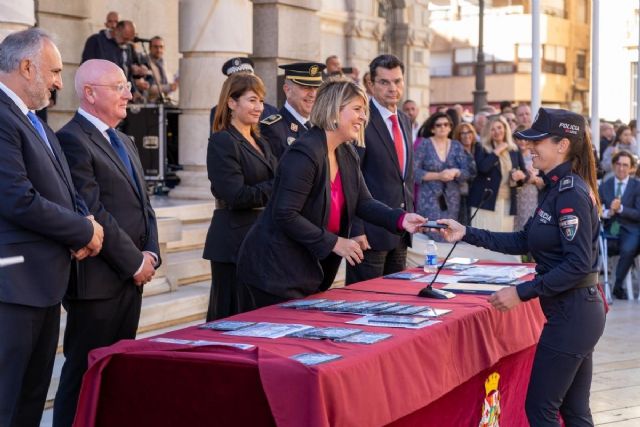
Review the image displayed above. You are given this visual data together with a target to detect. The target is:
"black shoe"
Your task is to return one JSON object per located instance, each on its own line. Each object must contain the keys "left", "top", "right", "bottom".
{"left": 613, "top": 287, "right": 628, "bottom": 300}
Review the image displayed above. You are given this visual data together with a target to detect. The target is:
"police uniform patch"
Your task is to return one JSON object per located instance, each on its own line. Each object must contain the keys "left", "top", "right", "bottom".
{"left": 290, "top": 123, "right": 298, "bottom": 132}
{"left": 287, "top": 136, "right": 296, "bottom": 145}
{"left": 260, "top": 114, "right": 282, "bottom": 125}
{"left": 559, "top": 176, "right": 574, "bottom": 192}
{"left": 559, "top": 214, "right": 579, "bottom": 241}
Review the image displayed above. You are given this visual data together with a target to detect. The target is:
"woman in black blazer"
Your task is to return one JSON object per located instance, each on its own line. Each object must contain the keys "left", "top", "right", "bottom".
{"left": 203, "top": 73, "right": 277, "bottom": 320}
{"left": 468, "top": 115, "right": 527, "bottom": 232}
{"left": 236, "top": 78, "right": 425, "bottom": 311}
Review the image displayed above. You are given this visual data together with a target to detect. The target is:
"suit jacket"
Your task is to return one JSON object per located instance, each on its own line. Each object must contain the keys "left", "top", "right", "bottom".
{"left": 468, "top": 147, "right": 527, "bottom": 215}
{"left": 0, "top": 91, "right": 93, "bottom": 307}
{"left": 237, "top": 127, "right": 404, "bottom": 298}
{"left": 203, "top": 126, "right": 277, "bottom": 263}
{"left": 260, "top": 106, "right": 309, "bottom": 159}
{"left": 57, "top": 113, "right": 160, "bottom": 300}
{"left": 351, "top": 100, "right": 414, "bottom": 250}
{"left": 599, "top": 176, "right": 640, "bottom": 234}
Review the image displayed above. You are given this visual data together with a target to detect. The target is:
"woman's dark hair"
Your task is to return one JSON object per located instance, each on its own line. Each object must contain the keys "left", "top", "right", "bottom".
{"left": 418, "top": 112, "right": 452, "bottom": 138}
{"left": 445, "top": 108, "right": 460, "bottom": 129}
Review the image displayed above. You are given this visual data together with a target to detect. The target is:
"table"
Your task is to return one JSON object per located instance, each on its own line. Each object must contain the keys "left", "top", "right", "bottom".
{"left": 74, "top": 264, "right": 545, "bottom": 427}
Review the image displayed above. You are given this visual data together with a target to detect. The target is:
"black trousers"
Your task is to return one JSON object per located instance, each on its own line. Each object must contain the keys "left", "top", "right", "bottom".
{"left": 52, "top": 284, "right": 142, "bottom": 427}
{"left": 345, "top": 240, "right": 407, "bottom": 285}
{"left": 0, "top": 301, "right": 60, "bottom": 427}
{"left": 206, "top": 262, "right": 240, "bottom": 321}
{"left": 525, "top": 286, "right": 606, "bottom": 427}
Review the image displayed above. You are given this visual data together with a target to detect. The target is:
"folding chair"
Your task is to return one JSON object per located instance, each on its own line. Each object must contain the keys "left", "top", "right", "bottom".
{"left": 600, "top": 223, "right": 637, "bottom": 301}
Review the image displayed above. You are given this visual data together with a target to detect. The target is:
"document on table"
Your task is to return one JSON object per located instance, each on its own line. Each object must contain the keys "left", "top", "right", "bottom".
{"left": 223, "top": 322, "right": 313, "bottom": 339}
{"left": 416, "top": 274, "right": 466, "bottom": 284}
{"left": 442, "top": 283, "right": 511, "bottom": 294}
{"left": 150, "top": 337, "right": 255, "bottom": 350}
{"left": 348, "top": 316, "right": 441, "bottom": 329}
{"left": 459, "top": 265, "right": 533, "bottom": 278}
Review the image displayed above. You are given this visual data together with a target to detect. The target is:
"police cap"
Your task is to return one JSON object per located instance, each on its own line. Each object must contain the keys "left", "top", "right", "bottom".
{"left": 279, "top": 62, "right": 326, "bottom": 87}
{"left": 222, "top": 57, "right": 254, "bottom": 76}
{"left": 514, "top": 108, "right": 585, "bottom": 141}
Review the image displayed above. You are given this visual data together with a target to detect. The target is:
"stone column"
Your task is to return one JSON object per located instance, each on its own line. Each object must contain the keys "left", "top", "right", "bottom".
{"left": 36, "top": 0, "right": 91, "bottom": 131}
{"left": 0, "top": 0, "right": 34, "bottom": 41}
{"left": 252, "top": 0, "right": 321, "bottom": 107}
{"left": 170, "top": 0, "right": 253, "bottom": 200}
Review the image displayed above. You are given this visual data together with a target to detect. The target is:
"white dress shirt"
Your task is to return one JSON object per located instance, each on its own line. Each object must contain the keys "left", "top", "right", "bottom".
{"left": 284, "top": 101, "right": 310, "bottom": 130}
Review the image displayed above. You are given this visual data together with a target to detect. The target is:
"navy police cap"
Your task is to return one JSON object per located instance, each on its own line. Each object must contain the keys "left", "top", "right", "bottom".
{"left": 279, "top": 62, "right": 326, "bottom": 87}
{"left": 514, "top": 108, "right": 585, "bottom": 141}
{"left": 222, "top": 57, "right": 255, "bottom": 76}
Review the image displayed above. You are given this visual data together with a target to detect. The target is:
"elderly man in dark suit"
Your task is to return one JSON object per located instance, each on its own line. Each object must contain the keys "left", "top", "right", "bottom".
{"left": 0, "top": 28, "right": 103, "bottom": 427}
{"left": 52, "top": 59, "right": 160, "bottom": 427}
{"left": 599, "top": 150, "right": 640, "bottom": 300}
{"left": 346, "top": 54, "right": 414, "bottom": 284}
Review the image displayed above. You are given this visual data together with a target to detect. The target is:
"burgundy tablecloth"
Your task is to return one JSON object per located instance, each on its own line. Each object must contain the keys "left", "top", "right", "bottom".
{"left": 74, "top": 266, "right": 545, "bottom": 427}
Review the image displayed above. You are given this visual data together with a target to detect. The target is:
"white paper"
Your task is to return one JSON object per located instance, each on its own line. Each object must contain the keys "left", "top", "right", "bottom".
{"left": 347, "top": 316, "right": 441, "bottom": 329}
{"left": 415, "top": 274, "right": 467, "bottom": 284}
{"left": 223, "top": 322, "right": 313, "bottom": 339}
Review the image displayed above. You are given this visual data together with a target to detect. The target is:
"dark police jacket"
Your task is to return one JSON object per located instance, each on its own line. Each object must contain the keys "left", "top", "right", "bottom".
{"left": 468, "top": 146, "right": 527, "bottom": 215}
{"left": 598, "top": 176, "right": 640, "bottom": 235}
{"left": 203, "top": 126, "right": 277, "bottom": 263}
{"left": 351, "top": 100, "right": 414, "bottom": 251}
{"left": 463, "top": 161, "right": 599, "bottom": 301}
{"left": 237, "top": 127, "right": 404, "bottom": 298}
{"left": 260, "top": 106, "right": 309, "bottom": 159}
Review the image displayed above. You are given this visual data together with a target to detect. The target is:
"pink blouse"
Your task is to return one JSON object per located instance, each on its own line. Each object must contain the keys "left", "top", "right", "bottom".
{"left": 327, "top": 171, "right": 345, "bottom": 234}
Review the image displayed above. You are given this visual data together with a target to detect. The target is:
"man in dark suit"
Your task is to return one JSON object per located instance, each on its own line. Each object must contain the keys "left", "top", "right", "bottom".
{"left": 53, "top": 59, "right": 160, "bottom": 427}
{"left": 599, "top": 150, "right": 640, "bottom": 300}
{"left": 346, "top": 54, "right": 414, "bottom": 284}
{"left": 0, "top": 28, "right": 104, "bottom": 427}
{"left": 208, "top": 57, "right": 277, "bottom": 134}
{"left": 260, "top": 62, "right": 326, "bottom": 159}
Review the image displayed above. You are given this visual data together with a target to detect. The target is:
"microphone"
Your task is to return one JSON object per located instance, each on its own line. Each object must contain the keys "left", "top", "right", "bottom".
{"left": 133, "top": 36, "right": 151, "bottom": 43}
{"left": 418, "top": 188, "right": 494, "bottom": 299}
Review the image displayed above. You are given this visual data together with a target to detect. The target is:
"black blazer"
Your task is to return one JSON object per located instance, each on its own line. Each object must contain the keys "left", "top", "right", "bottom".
{"left": 58, "top": 113, "right": 160, "bottom": 300}
{"left": 468, "top": 146, "right": 527, "bottom": 215}
{"left": 599, "top": 176, "right": 640, "bottom": 234}
{"left": 203, "top": 126, "right": 277, "bottom": 263}
{"left": 0, "top": 91, "right": 93, "bottom": 307}
{"left": 351, "top": 100, "right": 414, "bottom": 250}
{"left": 237, "top": 127, "right": 404, "bottom": 299}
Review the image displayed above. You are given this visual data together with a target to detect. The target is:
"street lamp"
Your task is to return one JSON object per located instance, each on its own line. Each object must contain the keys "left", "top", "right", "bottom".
{"left": 473, "top": 0, "right": 487, "bottom": 114}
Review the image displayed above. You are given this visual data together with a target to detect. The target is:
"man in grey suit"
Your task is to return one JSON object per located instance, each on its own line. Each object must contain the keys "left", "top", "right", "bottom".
{"left": 53, "top": 59, "right": 160, "bottom": 427}
{"left": 0, "top": 29, "right": 104, "bottom": 427}
{"left": 599, "top": 150, "right": 640, "bottom": 300}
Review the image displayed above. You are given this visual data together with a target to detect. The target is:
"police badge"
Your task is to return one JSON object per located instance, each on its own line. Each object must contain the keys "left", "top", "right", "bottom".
{"left": 290, "top": 123, "right": 298, "bottom": 132}
{"left": 287, "top": 136, "right": 296, "bottom": 145}
{"left": 559, "top": 214, "right": 579, "bottom": 241}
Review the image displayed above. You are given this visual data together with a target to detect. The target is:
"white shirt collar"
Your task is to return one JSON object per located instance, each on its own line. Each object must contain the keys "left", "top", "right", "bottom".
{"left": 371, "top": 96, "right": 397, "bottom": 120}
{"left": 0, "top": 80, "right": 31, "bottom": 115}
{"left": 284, "top": 101, "right": 309, "bottom": 127}
{"left": 616, "top": 176, "right": 630, "bottom": 187}
{"left": 77, "top": 108, "right": 111, "bottom": 141}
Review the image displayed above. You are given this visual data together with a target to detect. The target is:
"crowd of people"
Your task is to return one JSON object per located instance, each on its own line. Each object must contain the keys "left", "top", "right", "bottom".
{"left": 0, "top": 12, "right": 626, "bottom": 427}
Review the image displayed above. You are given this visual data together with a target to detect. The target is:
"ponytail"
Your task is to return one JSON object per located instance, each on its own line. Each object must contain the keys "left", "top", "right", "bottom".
{"left": 566, "top": 129, "right": 601, "bottom": 210}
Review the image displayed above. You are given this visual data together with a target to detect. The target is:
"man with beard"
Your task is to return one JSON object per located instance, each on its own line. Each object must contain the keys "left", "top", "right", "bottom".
{"left": 0, "top": 28, "right": 104, "bottom": 427}
{"left": 53, "top": 59, "right": 160, "bottom": 427}
{"left": 260, "top": 62, "right": 326, "bottom": 159}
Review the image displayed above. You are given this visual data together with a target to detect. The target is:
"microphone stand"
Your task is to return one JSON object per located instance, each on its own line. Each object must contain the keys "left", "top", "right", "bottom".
{"left": 418, "top": 188, "right": 494, "bottom": 299}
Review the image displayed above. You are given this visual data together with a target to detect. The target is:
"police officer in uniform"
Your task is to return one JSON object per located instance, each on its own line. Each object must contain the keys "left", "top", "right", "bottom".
{"left": 208, "top": 57, "right": 278, "bottom": 133}
{"left": 437, "top": 108, "right": 606, "bottom": 427}
{"left": 260, "top": 62, "right": 325, "bottom": 159}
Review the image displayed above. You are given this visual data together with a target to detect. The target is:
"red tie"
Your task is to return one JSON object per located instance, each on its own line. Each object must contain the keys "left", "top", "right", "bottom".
{"left": 389, "top": 114, "right": 404, "bottom": 173}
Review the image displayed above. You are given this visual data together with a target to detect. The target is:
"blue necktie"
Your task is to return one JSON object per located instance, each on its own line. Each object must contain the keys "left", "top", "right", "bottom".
{"left": 106, "top": 128, "right": 139, "bottom": 194}
{"left": 26, "top": 111, "right": 54, "bottom": 155}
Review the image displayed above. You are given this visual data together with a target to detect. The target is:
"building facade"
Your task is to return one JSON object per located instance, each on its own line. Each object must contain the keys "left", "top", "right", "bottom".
{"left": 428, "top": 0, "right": 590, "bottom": 114}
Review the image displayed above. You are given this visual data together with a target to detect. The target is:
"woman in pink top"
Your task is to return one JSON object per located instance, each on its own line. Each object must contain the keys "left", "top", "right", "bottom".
{"left": 237, "top": 78, "right": 425, "bottom": 311}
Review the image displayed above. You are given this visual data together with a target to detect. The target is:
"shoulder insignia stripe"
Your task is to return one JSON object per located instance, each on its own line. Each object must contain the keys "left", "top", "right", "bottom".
{"left": 260, "top": 114, "right": 282, "bottom": 125}
{"left": 559, "top": 176, "right": 574, "bottom": 192}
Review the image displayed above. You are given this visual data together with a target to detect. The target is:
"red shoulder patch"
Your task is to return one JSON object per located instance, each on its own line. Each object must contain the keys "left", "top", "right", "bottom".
{"left": 560, "top": 208, "right": 574, "bottom": 214}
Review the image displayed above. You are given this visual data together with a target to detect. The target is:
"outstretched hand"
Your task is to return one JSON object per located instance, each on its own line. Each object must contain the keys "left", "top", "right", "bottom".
{"left": 401, "top": 213, "right": 426, "bottom": 233}
{"left": 431, "top": 218, "right": 465, "bottom": 242}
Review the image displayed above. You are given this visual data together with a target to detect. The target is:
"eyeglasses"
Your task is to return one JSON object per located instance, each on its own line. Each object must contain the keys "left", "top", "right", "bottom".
{"left": 374, "top": 78, "right": 404, "bottom": 87}
{"left": 614, "top": 162, "right": 631, "bottom": 168}
{"left": 88, "top": 81, "right": 132, "bottom": 94}
{"left": 460, "top": 131, "right": 473, "bottom": 135}
{"left": 434, "top": 123, "right": 451, "bottom": 128}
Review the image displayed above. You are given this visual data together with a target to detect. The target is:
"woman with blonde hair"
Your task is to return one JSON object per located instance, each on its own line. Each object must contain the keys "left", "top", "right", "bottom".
{"left": 203, "top": 73, "right": 277, "bottom": 320}
{"left": 236, "top": 77, "right": 425, "bottom": 310}
{"left": 468, "top": 115, "right": 527, "bottom": 232}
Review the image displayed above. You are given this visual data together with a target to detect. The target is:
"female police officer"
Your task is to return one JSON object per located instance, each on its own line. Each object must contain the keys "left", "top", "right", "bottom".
{"left": 437, "top": 108, "right": 606, "bottom": 426}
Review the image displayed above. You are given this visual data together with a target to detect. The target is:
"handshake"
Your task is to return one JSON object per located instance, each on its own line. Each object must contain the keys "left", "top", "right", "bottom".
{"left": 71, "top": 215, "right": 104, "bottom": 261}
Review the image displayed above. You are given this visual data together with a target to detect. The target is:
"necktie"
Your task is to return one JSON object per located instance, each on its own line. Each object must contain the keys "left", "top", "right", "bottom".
{"left": 389, "top": 114, "right": 405, "bottom": 173}
{"left": 610, "top": 181, "right": 623, "bottom": 236}
{"left": 304, "top": 121, "right": 310, "bottom": 130}
{"left": 615, "top": 181, "right": 623, "bottom": 198}
{"left": 26, "top": 111, "right": 54, "bottom": 155}
{"left": 106, "top": 128, "right": 139, "bottom": 194}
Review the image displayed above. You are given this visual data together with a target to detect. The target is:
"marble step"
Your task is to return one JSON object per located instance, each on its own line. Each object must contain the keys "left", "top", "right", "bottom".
{"left": 151, "top": 196, "right": 214, "bottom": 223}
{"left": 167, "top": 221, "right": 209, "bottom": 252}
{"left": 165, "top": 248, "right": 210, "bottom": 286}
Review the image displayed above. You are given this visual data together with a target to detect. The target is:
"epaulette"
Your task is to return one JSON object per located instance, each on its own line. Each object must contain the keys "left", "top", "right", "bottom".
{"left": 260, "top": 114, "right": 282, "bottom": 125}
{"left": 558, "top": 175, "right": 574, "bottom": 192}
